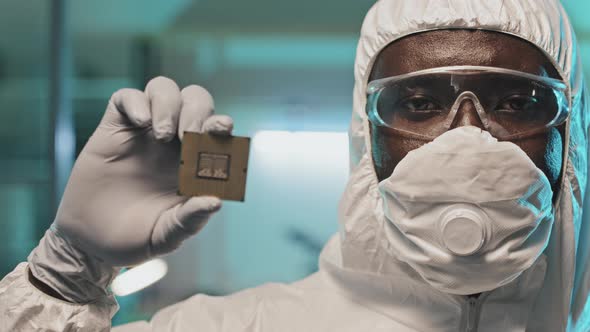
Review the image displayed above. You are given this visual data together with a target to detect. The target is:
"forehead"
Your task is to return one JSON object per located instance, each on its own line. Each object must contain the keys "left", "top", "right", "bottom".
{"left": 370, "top": 29, "right": 560, "bottom": 80}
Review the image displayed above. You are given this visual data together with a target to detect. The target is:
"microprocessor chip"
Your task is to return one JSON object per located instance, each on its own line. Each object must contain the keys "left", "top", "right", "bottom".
{"left": 197, "top": 153, "right": 230, "bottom": 180}
{"left": 179, "top": 133, "right": 250, "bottom": 201}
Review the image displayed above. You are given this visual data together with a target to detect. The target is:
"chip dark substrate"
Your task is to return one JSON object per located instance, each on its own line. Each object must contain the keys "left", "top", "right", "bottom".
{"left": 179, "top": 133, "right": 250, "bottom": 201}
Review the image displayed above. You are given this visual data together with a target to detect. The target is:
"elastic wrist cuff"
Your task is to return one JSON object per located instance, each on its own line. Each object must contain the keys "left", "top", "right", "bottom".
{"left": 28, "top": 228, "right": 121, "bottom": 304}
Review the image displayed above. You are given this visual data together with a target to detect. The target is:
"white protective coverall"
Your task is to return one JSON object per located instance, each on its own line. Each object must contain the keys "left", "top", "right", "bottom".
{"left": 1, "top": 0, "right": 590, "bottom": 331}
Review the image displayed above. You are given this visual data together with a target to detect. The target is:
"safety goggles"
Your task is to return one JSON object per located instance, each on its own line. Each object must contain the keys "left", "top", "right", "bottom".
{"left": 366, "top": 66, "right": 569, "bottom": 140}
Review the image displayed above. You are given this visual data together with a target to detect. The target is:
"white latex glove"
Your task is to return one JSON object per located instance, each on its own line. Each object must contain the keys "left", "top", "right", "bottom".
{"left": 28, "top": 77, "right": 233, "bottom": 302}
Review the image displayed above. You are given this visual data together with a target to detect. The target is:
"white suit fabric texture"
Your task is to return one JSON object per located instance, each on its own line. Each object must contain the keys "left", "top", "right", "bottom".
{"left": 1, "top": 0, "right": 590, "bottom": 331}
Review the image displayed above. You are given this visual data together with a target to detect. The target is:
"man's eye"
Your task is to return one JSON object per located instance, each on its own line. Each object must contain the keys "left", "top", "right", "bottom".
{"left": 496, "top": 95, "right": 539, "bottom": 113}
{"left": 398, "top": 96, "right": 441, "bottom": 113}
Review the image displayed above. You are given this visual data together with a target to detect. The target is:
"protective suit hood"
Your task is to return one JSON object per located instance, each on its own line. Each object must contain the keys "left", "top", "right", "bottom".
{"left": 319, "top": 0, "right": 590, "bottom": 331}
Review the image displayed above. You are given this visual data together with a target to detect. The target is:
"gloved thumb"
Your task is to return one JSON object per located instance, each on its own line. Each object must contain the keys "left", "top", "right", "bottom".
{"left": 150, "top": 196, "right": 222, "bottom": 256}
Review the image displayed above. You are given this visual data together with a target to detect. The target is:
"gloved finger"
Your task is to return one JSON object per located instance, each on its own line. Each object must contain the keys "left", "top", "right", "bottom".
{"left": 104, "top": 88, "right": 151, "bottom": 128}
{"left": 145, "top": 77, "right": 182, "bottom": 142}
{"left": 202, "top": 115, "right": 234, "bottom": 136}
{"left": 150, "top": 196, "right": 222, "bottom": 256}
{"left": 178, "top": 85, "right": 215, "bottom": 140}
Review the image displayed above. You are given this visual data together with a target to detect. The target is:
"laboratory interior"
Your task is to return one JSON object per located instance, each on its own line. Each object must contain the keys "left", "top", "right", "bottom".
{"left": 0, "top": 0, "right": 589, "bottom": 326}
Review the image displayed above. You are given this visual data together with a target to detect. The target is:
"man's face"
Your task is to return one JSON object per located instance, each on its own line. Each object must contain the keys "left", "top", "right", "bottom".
{"left": 370, "top": 30, "right": 565, "bottom": 193}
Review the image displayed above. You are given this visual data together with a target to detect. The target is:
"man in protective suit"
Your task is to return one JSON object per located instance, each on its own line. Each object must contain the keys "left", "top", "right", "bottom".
{"left": 1, "top": 0, "right": 590, "bottom": 331}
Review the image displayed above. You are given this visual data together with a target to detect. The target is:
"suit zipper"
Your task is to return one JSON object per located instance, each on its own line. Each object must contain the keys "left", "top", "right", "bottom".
{"left": 463, "top": 293, "right": 489, "bottom": 332}
{"left": 466, "top": 297, "right": 479, "bottom": 332}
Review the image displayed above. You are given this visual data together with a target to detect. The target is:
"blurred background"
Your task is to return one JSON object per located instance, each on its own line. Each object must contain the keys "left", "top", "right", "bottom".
{"left": 0, "top": 0, "right": 588, "bottom": 326}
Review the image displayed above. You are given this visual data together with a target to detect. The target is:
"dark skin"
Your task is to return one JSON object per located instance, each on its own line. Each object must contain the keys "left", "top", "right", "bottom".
{"left": 371, "top": 30, "right": 565, "bottom": 299}
{"left": 370, "top": 29, "right": 565, "bottom": 194}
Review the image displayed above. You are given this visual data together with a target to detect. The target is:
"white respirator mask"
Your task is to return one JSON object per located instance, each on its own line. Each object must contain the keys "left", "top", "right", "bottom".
{"left": 378, "top": 126, "right": 554, "bottom": 295}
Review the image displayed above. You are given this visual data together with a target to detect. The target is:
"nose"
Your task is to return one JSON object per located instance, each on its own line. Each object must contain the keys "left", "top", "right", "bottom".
{"left": 450, "top": 98, "right": 485, "bottom": 130}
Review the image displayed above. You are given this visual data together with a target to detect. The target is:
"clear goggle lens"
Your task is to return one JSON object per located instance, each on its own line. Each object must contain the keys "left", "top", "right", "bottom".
{"left": 366, "top": 66, "right": 569, "bottom": 140}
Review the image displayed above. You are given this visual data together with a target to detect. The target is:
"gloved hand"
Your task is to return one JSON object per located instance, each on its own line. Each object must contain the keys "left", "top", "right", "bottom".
{"left": 28, "top": 77, "right": 232, "bottom": 303}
